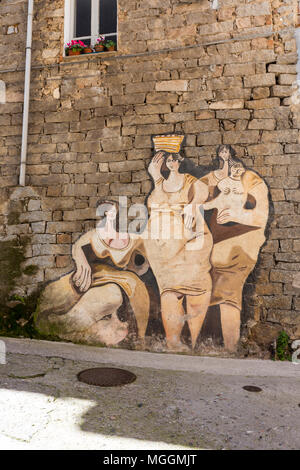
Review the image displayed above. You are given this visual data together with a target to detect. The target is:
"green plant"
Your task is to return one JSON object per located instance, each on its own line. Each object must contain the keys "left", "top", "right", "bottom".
{"left": 9, "top": 294, "right": 25, "bottom": 305}
{"left": 275, "top": 331, "right": 292, "bottom": 361}
{"left": 0, "top": 235, "right": 52, "bottom": 340}
{"left": 0, "top": 238, "right": 26, "bottom": 304}
{"left": 23, "top": 265, "right": 39, "bottom": 276}
{"left": 0, "top": 290, "right": 39, "bottom": 338}
{"left": 105, "top": 40, "right": 116, "bottom": 49}
{"left": 7, "top": 211, "right": 21, "bottom": 225}
{"left": 65, "top": 40, "right": 86, "bottom": 54}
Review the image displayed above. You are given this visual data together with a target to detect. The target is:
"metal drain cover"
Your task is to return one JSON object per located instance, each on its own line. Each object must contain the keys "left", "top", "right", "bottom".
{"left": 243, "top": 385, "right": 262, "bottom": 393}
{"left": 77, "top": 367, "right": 136, "bottom": 387}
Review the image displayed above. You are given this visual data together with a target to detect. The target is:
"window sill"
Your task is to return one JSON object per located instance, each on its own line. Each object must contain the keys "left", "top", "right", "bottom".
{"left": 60, "top": 51, "right": 119, "bottom": 63}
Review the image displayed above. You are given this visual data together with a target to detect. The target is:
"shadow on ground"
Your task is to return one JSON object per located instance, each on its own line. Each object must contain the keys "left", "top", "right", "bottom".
{"left": 0, "top": 351, "right": 299, "bottom": 450}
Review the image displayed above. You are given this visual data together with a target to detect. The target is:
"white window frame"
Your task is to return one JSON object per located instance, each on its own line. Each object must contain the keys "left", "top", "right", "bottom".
{"left": 64, "top": 0, "right": 118, "bottom": 53}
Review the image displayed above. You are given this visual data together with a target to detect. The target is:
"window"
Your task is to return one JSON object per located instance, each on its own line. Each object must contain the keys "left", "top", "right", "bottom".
{"left": 64, "top": 0, "right": 117, "bottom": 49}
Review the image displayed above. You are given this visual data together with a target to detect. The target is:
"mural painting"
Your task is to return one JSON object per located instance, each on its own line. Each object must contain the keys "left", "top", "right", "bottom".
{"left": 35, "top": 201, "right": 150, "bottom": 347}
{"left": 35, "top": 135, "right": 269, "bottom": 354}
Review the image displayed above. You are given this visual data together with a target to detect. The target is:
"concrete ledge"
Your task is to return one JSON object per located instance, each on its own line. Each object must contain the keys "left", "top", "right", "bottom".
{"left": 1, "top": 336, "right": 299, "bottom": 377}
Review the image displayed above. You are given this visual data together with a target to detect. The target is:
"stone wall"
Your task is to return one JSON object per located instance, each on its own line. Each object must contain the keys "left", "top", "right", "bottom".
{"left": 0, "top": 0, "right": 299, "bottom": 354}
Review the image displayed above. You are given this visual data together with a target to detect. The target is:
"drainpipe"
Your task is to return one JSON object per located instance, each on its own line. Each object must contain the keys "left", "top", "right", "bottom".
{"left": 295, "top": 27, "right": 300, "bottom": 96}
{"left": 19, "top": 0, "right": 34, "bottom": 187}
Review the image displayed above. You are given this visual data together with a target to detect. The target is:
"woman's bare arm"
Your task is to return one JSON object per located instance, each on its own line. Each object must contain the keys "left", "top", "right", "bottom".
{"left": 214, "top": 159, "right": 229, "bottom": 182}
{"left": 148, "top": 151, "right": 164, "bottom": 184}
{"left": 72, "top": 231, "right": 94, "bottom": 292}
{"left": 184, "top": 180, "right": 209, "bottom": 229}
{"left": 216, "top": 182, "right": 269, "bottom": 227}
{"left": 193, "top": 180, "right": 210, "bottom": 204}
{"left": 203, "top": 197, "right": 219, "bottom": 211}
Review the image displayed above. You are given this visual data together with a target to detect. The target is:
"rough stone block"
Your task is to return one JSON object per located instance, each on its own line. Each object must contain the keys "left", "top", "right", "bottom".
{"left": 248, "top": 119, "right": 276, "bottom": 130}
{"left": 184, "top": 119, "right": 219, "bottom": 133}
{"left": 197, "top": 132, "right": 222, "bottom": 146}
{"left": 109, "top": 161, "right": 144, "bottom": 172}
{"left": 245, "top": 98, "right": 281, "bottom": 109}
{"left": 101, "top": 137, "right": 132, "bottom": 152}
{"left": 155, "top": 80, "right": 188, "bottom": 92}
{"left": 278, "top": 74, "right": 297, "bottom": 85}
{"left": 244, "top": 74, "right": 275, "bottom": 88}
{"left": 223, "top": 130, "right": 260, "bottom": 144}
{"left": 209, "top": 99, "right": 244, "bottom": 110}
{"left": 46, "top": 221, "right": 82, "bottom": 234}
{"left": 110, "top": 183, "right": 141, "bottom": 196}
{"left": 70, "top": 141, "right": 101, "bottom": 153}
{"left": 62, "top": 184, "right": 97, "bottom": 197}
{"left": 253, "top": 87, "right": 270, "bottom": 100}
{"left": 223, "top": 63, "right": 255, "bottom": 76}
{"left": 262, "top": 130, "right": 299, "bottom": 143}
{"left": 272, "top": 85, "right": 293, "bottom": 97}
{"left": 45, "top": 111, "right": 80, "bottom": 123}
{"left": 236, "top": 2, "right": 271, "bottom": 17}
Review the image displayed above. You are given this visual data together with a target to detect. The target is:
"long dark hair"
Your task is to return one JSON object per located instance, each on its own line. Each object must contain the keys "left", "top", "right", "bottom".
{"left": 160, "top": 152, "right": 216, "bottom": 180}
{"left": 216, "top": 144, "right": 241, "bottom": 174}
{"left": 216, "top": 144, "right": 237, "bottom": 160}
{"left": 160, "top": 153, "right": 183, "bottom": 179}
{"left": 153, "top": 144, "right": 241, "bottom": 182}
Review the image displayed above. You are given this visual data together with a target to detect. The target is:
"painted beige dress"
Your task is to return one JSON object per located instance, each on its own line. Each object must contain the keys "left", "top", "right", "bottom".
{"left": 143, "top": 174, "right": 213, "bottom": 296}
{"left": 201, "top": 170, "right": 269, "bottom": 310}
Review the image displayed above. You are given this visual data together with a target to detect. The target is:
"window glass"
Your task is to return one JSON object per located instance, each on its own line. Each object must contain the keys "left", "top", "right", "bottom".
{"left": 99, "top": 0, "right": 117, "bottom": 35}
{"left": 106, "top": 34, "right": 117, "bottom": 44}
{"left": 75, "top": 0, "right": 91, "bottom": 37}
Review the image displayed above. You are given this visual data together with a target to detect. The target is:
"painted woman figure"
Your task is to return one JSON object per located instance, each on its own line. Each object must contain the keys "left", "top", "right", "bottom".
{"left": 200, "top": 145, "right": 269, "bottom": 352}
{"left": 144, "top": 135, "right": 213, "bottom": 351}
{"left": 35, "top": 200, "right": 150, "bottom": 346}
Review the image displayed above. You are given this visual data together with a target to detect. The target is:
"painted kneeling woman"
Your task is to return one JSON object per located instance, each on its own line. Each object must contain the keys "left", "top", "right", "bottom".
{"left": 143, "top": 135, "right": 213, "bottom": 351}
{"left": 35, "top": 200, "right": 150, "bottom": 346}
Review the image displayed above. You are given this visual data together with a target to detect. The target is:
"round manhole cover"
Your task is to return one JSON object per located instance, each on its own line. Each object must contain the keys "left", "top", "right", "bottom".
{"left": 77, "top": 367, "right": 137, "bottom": 387}
{"left": 243, "top": 385, "right": 262, "bottom": 393}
